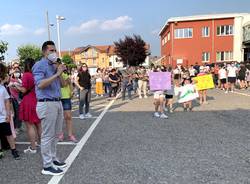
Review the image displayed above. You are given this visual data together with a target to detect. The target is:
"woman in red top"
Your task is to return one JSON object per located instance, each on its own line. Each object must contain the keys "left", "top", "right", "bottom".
{"left": 14, "top": 59, "right": 41, "bottom": 153}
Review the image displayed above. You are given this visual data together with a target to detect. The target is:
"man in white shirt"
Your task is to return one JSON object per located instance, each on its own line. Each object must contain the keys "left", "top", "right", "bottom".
{"left": 227, "top": 63, "right": 238, "bottom": 92}
{"left": 218, "top": 66, "right": 227, "bottom": 92}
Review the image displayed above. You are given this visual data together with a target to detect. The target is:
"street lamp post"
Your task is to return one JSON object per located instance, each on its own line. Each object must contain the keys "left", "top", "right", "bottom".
{"left": 56, "top": 15, "right": 66, "bottom": 58}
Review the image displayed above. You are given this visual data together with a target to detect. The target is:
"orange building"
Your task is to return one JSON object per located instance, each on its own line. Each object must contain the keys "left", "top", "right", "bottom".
{"left": 159, "top": 13, "right": 250, "bottom": 67}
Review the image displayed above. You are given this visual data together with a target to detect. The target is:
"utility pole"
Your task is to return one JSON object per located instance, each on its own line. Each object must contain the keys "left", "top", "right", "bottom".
{"left": 46, "top": 11, "right": 51, "bottom": 40}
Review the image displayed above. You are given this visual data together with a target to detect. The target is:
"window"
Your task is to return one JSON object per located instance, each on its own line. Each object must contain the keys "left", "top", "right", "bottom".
{"left": 161, "top": 39, "right": 164, "bottom": 46}
{"left": 174, "top": 28, "right": 193, "bottom": 38}
{"left": 84, "top": 52, "right": 88, "bottom": 58}
{"left": 216, "top": 51, "right": 233, "bottom": 61}
{"left": 102, "top": 58, "right": 105, "bottom": 63}
{"left": 92, "top": 49, "right": 97, "bottom": 57}
{"left": 93, "top": 59, "right": 96, "bottom": 65}
{"left": 217, "top": 25, "right": 233, "bottom": 36}
{"left": 162, "top": 34, "right": 169, "bottom": 46}
{"left": 167, "top": 32, "right": 170, "bottom": 41}
{"left": 202, "top": 52, "right": 210, "bottom": 62}
{"left": 202, "top": 27, "right": 210, "bottom": 37}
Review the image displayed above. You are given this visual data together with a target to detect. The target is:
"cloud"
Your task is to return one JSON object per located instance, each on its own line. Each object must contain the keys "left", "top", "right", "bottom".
{"left": 100, "top": 16, "right": 133, "bottom": 31}
{"left": 34, "top": 28, "right": 46, "bottom": 35}
{"left": 68, "top": 19, "right": 99, "bottom": 33}
{"left": 0, "top": 24, "right": 25, "bottom": 35}
{"left": 67, "top": 16, "right": 133, "bottom": 34}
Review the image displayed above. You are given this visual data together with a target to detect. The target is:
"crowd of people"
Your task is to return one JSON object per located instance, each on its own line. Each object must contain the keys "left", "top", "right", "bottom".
{"left": 0, "top": 40, "right": 250, "bottom": 175}
{"left": 151, "top": 62, "right": 250, "bottom": 118}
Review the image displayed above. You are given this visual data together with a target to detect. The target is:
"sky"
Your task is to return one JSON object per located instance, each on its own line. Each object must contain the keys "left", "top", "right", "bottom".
{"left": 0, "top": 0, "right": 250, "bottom": 62}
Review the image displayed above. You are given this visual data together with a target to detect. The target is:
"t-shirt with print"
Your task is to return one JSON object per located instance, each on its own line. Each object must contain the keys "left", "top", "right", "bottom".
{"left": 0, "top": 85, "right": 10, "bottom": 123}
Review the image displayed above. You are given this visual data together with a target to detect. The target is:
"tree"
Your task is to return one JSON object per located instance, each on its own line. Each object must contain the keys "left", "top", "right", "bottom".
{"left": 114, "top": 34, "right": 149, "bottom": 67}
{"left": 61, "top": 54, "right": 76, "bottom": 71}
{"left": 17, "top": 44, "right": 42, "bottom": 65}
{"left": 0, "top": 41, "right": 8, "bottom": 61}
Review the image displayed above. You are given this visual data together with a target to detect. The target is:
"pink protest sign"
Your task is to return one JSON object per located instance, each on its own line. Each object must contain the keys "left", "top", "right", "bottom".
{"left": 149, "top": 72, "right": 171, "bottom": 91}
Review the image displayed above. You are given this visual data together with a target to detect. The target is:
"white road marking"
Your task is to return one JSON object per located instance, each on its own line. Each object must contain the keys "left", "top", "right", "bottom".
{"left": 16, "top": 142, "right": 76, "bottom": 145}
{"left": 47, "top": 94, "right": 119, "bottom": 184}
{"left": 71, "top": 103, "right": 108, "bottom": 112}
{"left": 216, "top": 88, "right": 250, "bottom": 97}
{"left": 232, "top": 91, "right": 250, "bottom": 97}
{"left": 72, "top": 116, "right": 98, "bottom": 119}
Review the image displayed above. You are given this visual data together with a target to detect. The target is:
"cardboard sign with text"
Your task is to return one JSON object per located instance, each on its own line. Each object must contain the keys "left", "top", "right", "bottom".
{"left": 149, "top": 72, "right": 171, "bottom": 91}
{"left": 193, "top": 74, "right": 215, "bottom": 91}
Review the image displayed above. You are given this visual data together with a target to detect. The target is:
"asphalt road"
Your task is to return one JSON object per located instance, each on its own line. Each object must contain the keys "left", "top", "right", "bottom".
{"left": 0, "top": 89, "right": 250, "bottom": 184}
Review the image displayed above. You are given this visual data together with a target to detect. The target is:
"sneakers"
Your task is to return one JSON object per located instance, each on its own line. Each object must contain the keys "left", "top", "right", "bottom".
{"left": 139, "top": 96, "right": 142, "bottom": 99}
{"left": 153, "top": 112, "right": 160, "bottom": 118}
{"left": 79, "top": 114, "right": 85, "bottom": 120}
{"left": 24, "top": 146, "right": 37, "bottom": 154}
{"left": 144, "top": 95, "right": 148, "bottom": 99}
{"left": 169, "top": 108, "right": 174, "bottom": 113}
{"left": 41, "top": 166, "right": 64, "bottom": 176}
{"left": 58, "top": 133, "right": 64, "bottom": 142}
{"left": 84, "top": 113, "right": 92, "bottom": 118}
{"left": 53, "top": 161, "right": 67, "bottom": 169}
{"left": 159, "top": 113, "right": 168, "bottom": 119}
{"left": 68, "top": 135, "right": 78, "bottom": 143}
{"left": 11, "top": 149, "right": 20, "bottom": 160}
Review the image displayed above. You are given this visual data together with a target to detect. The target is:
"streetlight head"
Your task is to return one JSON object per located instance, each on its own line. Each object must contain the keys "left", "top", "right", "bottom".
{"left": 56, "top": 15, "right": 66, "bottom": 20}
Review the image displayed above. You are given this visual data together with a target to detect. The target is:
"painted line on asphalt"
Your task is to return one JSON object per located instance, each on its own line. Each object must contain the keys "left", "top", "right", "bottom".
{"left": 72, "top": 116, "right": 98, "bottom": 119}
{"left": 216, "top": 88, "right": 250, "bottom": 97}
{"left": 92, "top": 104, "right": 107, "bottom": 107}
{"left": 71, "top": 104, "right": 108, "bottom": 112}
{"left": 48, "top": 93, "right": 119, "bottom": 184}
{"left": 16, "top": 142, "right": 77, "bottom": 145}
{"left": 232, "top": 91, "right": 250, "bottom": 97}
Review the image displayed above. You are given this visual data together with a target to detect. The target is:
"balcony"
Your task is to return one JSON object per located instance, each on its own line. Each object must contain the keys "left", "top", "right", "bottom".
{"left": 243, "top": 25, "right": 250, "bottom": 44}
{"left": 80, "top": 52, "right": 99, "bottom": 59}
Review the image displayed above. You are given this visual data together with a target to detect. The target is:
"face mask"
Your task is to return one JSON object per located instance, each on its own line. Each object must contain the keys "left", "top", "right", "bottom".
{"left": 14, "top": 72, "right": 20, "bottom": 78}
{"left": 47, "top": 53, "right": 58, "bottom": 62}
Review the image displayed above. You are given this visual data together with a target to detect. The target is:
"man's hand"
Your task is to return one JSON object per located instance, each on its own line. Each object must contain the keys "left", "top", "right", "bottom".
{"left": 80, "top": 87, "right": 84, "bottom": 91}
{"left": 56, "top": 64, "right": 66, "bottom": 77}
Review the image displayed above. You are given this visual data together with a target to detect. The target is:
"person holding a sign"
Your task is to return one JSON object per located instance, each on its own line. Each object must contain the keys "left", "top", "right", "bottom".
{"left": 152, "top": 67, "right": 169, "bottom": 119}
{"left": 196, "top": 66, "right": 208, "bottom": 105}
{"left": 178, "top": 78, "right": 197, "bottom": 111}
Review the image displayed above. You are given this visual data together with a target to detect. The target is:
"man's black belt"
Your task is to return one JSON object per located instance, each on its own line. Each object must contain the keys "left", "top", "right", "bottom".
{"left": 38, "top": 98, "right": 61, "bottom": 102}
